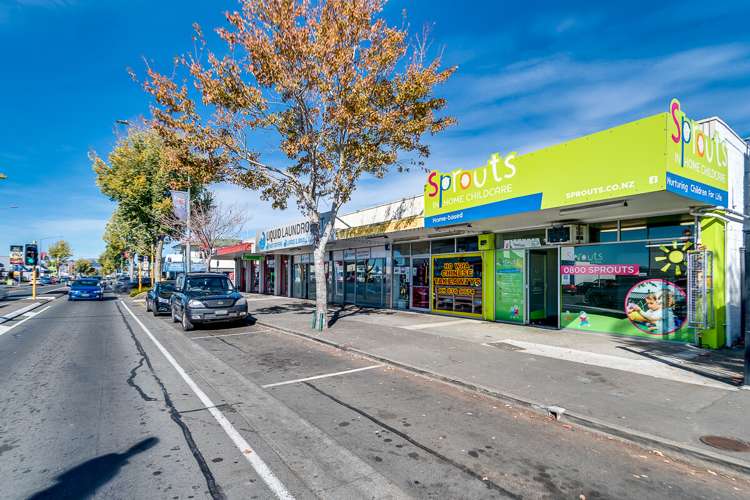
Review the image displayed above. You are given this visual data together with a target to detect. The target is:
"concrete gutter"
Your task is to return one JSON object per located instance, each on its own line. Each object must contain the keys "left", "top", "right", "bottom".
{"left": 255, "top": 319, "right": 750, "bottom": 477}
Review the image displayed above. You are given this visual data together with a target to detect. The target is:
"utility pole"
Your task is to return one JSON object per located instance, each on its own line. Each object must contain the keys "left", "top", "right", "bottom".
{"left": 186, "top": 177, "right": 192, "bottom": 274}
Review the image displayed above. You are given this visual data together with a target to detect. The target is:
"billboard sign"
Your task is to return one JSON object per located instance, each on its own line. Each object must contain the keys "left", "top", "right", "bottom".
{"left": 255, "top": 212, "right": 335, "bottom": 252}
{"left": 9, "top": 245, "right": 23, "bottom": 265}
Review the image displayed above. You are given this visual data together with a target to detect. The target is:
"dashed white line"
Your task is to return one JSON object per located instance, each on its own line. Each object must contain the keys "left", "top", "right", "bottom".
{"left": 119, "top": 300, "right": 295, "bottom": 500}
{"left": 261, "top": 364, "right": 383, "bottom": 389}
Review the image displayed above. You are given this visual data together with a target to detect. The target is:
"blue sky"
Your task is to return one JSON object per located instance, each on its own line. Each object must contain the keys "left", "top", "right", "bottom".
{"left": 1, "top": 0, "right": 749, "bottom": 258}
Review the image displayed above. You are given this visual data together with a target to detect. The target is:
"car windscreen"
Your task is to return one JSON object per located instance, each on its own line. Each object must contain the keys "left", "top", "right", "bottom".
{"left": 185, "top": 277, "right": 233, "bottom": 293}
{"left": 159, "top": 283, "right": 175, "bottom": 292}
{"left": 73, "top": 280, "right": 99, "bottom": 287}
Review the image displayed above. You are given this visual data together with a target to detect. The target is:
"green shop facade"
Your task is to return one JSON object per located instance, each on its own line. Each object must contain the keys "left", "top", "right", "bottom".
{"left": 255, "top": 99, "right": 747, "bottom": 349}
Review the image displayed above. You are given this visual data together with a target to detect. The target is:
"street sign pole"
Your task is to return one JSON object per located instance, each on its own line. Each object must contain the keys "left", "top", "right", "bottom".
{"left": 32, "top": 241, "right": 37, "bottom": 300}
{"left": 186, "top": 178, "right": 191, "bottom": 274}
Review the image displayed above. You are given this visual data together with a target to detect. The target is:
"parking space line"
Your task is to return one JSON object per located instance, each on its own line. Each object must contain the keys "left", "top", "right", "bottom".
{"left": 261, "top": 364, "right": 383, "bottom": 389}
{"left": 191, "top": 330, "right": 271, "bottom": 340}
{"left": 119, "top": 300, "right": 294, "bottom": 500}
{"left": 401, "top": 319, "right": 476, "bottom": 330}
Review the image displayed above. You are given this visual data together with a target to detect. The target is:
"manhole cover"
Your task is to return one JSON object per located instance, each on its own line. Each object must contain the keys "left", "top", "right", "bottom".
{"left": 699, "top": 435, "right": 750, "bottom": 452}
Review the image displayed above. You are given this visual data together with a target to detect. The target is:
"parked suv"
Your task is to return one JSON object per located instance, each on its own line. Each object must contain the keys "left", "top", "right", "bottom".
{"left": 170, "top": 273, "right": 247, "bottom": 331}
{"left": 146, "top": 280, "right": 176, "bottom": 316}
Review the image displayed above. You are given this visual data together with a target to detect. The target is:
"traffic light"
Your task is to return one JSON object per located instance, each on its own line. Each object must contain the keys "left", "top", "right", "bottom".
{"left": 24, "top": 244, "right": 38, "bottom": 266}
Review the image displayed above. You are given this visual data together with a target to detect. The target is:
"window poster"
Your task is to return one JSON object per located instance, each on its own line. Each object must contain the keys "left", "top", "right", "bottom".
{"left": 560, "top": 241, "right": 691, "bottom": 342}
{"left": 432, "top": 254, "right": 483, "bottom": 315}
{"left": 495, "top": 250, "right": 525, "bottom": 323}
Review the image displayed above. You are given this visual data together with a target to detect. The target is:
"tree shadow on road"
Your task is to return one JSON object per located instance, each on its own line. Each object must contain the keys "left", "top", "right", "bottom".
{"left": 28, "top": 437, "right": 158, "bottom": 499}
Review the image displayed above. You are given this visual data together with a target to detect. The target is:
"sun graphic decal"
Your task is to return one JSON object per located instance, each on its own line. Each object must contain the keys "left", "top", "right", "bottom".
{"left": 654, "top": 241, "right": 692, "bottom": 276}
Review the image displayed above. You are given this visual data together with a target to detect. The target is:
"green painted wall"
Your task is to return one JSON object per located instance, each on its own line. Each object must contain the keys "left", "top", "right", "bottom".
{"left": 699, "top": 216, "right": 726, "bottom": 348}
{"left": 481, "top": 234, "right": 496, "bottom": 321}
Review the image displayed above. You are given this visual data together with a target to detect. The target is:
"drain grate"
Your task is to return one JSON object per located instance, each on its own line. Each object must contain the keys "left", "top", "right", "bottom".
{"left": 699, "top": 435, "right": 750, "bottom": 452}
{"left": 486, "top": 341, "right": 526, "bottom": 352}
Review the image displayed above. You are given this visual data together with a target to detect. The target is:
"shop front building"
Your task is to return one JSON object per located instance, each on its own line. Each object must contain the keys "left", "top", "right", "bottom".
{"left": 420, "top": 98, "right": 745, "bottom": 349}
{"left": 212, "top": 242, "right": 260, "bottom": 293}
{"left": 252, "top": 99, "right": 747, "bottom": 349}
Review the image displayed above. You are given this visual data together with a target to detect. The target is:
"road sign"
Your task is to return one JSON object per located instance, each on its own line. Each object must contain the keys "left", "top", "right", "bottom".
{"left": 9, "top": 245, "right": 23, "bottom": 265}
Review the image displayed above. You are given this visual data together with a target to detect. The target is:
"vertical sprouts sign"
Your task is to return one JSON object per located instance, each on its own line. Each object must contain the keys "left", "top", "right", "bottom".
{"left": 666, "top": 98, "right": 729, "bottom": 205}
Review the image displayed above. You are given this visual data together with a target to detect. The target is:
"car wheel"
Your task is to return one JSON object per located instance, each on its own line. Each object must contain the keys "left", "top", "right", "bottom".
{"left": 146, "top": 299, "right": 151, "bottom": 312}
{"left": 181, "top": 311, "right": 194, "bottom": 332}
{"left": 171, "top": 305, "right": 179, "bottom": 323}
{"left": 152, "top": 304, "right": 159, "bottom": 317}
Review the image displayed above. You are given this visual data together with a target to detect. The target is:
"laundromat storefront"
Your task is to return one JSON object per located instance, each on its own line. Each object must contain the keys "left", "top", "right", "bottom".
{"left": 422, "top": 99, "right": 732, "bottom": 347}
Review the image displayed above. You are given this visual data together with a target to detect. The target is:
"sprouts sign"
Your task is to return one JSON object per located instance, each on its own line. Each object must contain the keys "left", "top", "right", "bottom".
{"left": 424, "top": 99, "right": 729, "bottom": 227}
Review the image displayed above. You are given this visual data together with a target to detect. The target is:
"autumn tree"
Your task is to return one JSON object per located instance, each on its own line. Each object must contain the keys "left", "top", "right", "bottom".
{"left": 47, "top": 240, "right": 73, "bottom": 278}
{"left": 74, "top": 259, "right": 95, "bottom": 276}
{"left": 142, "top": 0, "right": 454, "bottom": 329}
{"left": 92, "top": 126, "right": 200, "bottom": 280}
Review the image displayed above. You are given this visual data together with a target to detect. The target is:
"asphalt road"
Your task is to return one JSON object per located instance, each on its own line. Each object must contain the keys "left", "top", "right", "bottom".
{"left": 1, "top": 292, "right": 748, "bottom": 499}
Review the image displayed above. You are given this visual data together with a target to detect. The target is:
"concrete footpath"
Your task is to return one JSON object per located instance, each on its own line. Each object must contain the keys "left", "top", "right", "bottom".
{"left": 244, "top": 294, "right": 750, "bottom": 475}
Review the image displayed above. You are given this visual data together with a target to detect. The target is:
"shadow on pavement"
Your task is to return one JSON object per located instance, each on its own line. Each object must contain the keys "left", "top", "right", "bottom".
{"left": 616, "top": 337, "right": 744, "bottom": 386}
{"left": 28, "top": 437, "right": 158, "bottom": 499}
{"left": 252, "top": 301, "right": 397, "bottom": 328}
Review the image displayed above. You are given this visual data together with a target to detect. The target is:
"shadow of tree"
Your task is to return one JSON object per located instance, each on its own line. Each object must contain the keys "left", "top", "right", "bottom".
{"left": 251, "top": 300, "right": 397, "bottom": 328}
{"left": 614, "top": 337, "right": 743, "bottom": 386}
{"left": 28, "top": 437, "right": 159, "bottom": 499}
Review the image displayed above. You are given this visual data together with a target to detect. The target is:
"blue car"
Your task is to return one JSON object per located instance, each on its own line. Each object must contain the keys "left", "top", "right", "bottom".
{"left": 68, "top": 278, "right": 104, "bottom": 301}
{"left": 39, "top": 275, "right": 52, "bottom": 285}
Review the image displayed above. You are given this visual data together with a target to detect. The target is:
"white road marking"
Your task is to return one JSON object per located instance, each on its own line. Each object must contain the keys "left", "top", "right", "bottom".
{"left": 402, "top": 319, "right": 476, "bottom": 330}
{"left": 119, "top": 301, "right": 294, "bottom": 500}
{"left": 490, "top": 339, "right": 736, "bottom": 390}
{"left": 0, "top": 303, "right": 57, "bottom": 337}
{"left": 22, "top": 305, "right": 52, "bottom": 318}
{"left": 191, "top": 330, "right": 271, "bottom": 340}
{"left": 0, "top": 302, "right": 42, "bottom": 323}
{"left": 262, "top": 364, "right": 383, "bottom": 389}
{"left": 133, "top": 299, "right": 146, "bottom": 303}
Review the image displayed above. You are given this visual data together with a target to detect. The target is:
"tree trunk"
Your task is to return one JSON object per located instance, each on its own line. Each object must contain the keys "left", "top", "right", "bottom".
{"left": 154, "top": 237, "right": 164, "bottom": 282}
{"left": 313, "top": 241, "right": 328, "bottom": 330}
{"left": 312, "top": 214, "right": 334, "bottom": 331}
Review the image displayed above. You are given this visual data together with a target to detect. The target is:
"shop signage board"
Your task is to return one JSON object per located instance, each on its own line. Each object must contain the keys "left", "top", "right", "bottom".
{"left": 241, "top": 254, "right": 261, "bottom": 261}
{"left": 255, "top": 212, "right": 334, "bottom": 252}
{"left": 495, "top": 250, "right": 525, "bottom": 323}
{"left": 336, "top": 215, "right": 422, "bottom": 240}
{"left": 665, "top": 99, "right": 729, "bottom": 206}
{"left": 9, "top": 245, "right": 23, "bottom": 265}
{"left": 423, "top": 99, "right": 729, "bottom": 228}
